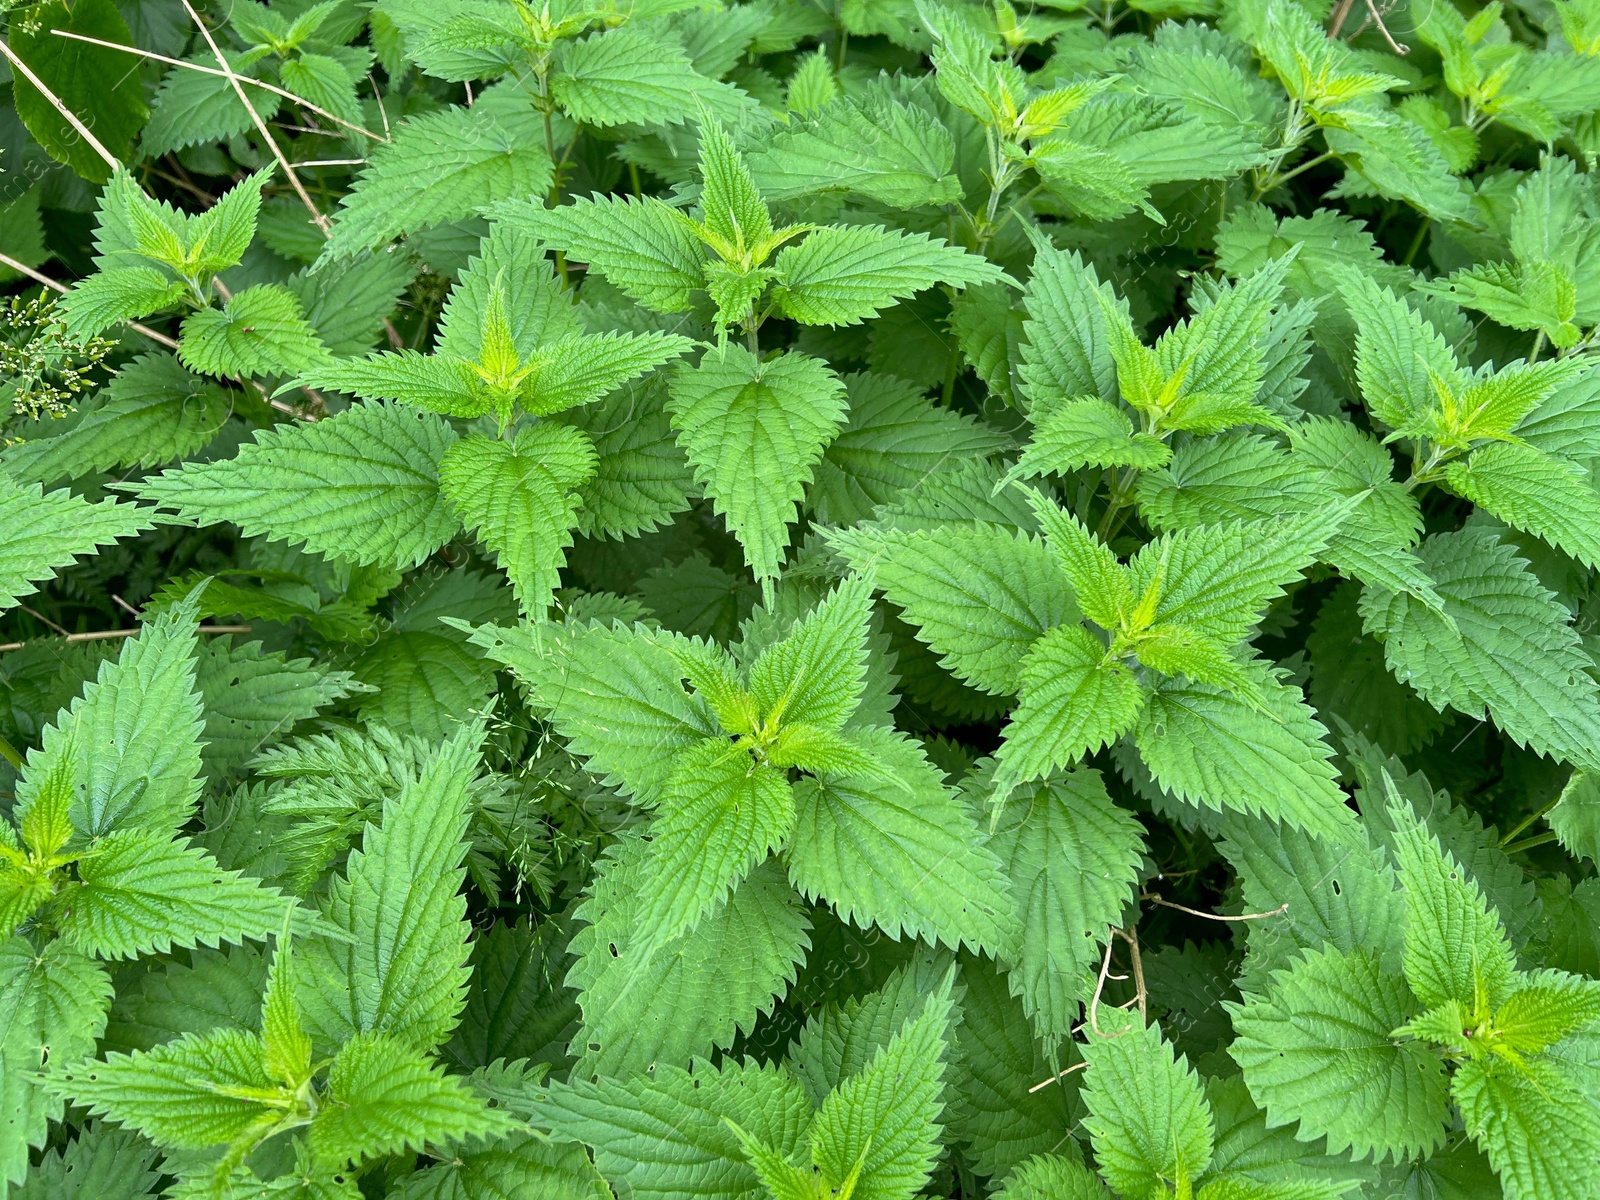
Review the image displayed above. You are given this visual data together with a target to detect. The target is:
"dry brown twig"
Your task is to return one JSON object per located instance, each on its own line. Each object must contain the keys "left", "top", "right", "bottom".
{"left": 1028, "top": 1060, "right": 1087, "bottom": 1094}
{"left": 1327, "top": 0, "right": 1408, "bottom": 52}
{"left": 179, "top": 0, "right": 331, "bottom": 236}
{"left": 1142, "top": 893, "right": 1291, "bottom": 922}
{"left": 0, "top": 38, "right": 122, "bottom": 172}
{"left": 0, "top": 625, "right": 252, "bottom": 653}
{"left": 48, "top": 29, "right": 390, "bottom": 143}
{"left": 1029, "top": 892, "right": 1286, "bottom": 1091}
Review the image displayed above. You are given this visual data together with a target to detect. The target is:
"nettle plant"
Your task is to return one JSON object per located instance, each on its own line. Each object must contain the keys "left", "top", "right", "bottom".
{"left": 6, "top": 0, "right": 1600, "bottom": 1196}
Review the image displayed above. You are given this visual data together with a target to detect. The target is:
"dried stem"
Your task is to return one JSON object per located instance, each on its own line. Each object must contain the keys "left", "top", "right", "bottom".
{"left": 0, "top": 625, "right": 251, "bottom": 653}
{"left": 1327, "top": 0, "right": 1358, "bottom": 38}
{"left": 1143, "top": 893, "right": 1291, "bottom": 922}
{"left": 50, "top": 29, "right": 389, "bottom": 142}
{"left": 1087, "top": 934, "right": 1118, "bottom": 1038}
{"left": 1117, "top": 926, "right": 1147, "bottom": 1024}
{"left": 0, "top": 39, "right": 121, "bottom": 172}
{"left": 179, "top": 0, "right": 331, "bottom": 236}
{"left": 1363, "top": 0, "right": 1410, "bottom": 54}
{"left": 17, "top": 604, "right": 69, "bottom": 637}
{"left": 1028, "top": 1060, "right": 1087, "bottom": 1094}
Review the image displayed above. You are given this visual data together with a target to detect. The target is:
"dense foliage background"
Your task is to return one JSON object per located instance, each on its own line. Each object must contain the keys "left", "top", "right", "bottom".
{"left": 3, "top": 0, "right": 1600, "bottom": 1196}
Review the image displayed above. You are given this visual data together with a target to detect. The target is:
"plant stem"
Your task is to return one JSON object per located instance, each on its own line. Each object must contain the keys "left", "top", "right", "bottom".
{"left": 1402, "top": 218, "right": 1431, "bottom": 266}
{"left": 1096, "top": 467, "right": 1141, "bottom": 540}
{"left": 1499, "top": 793, "right": 1565, "bottom": 847}
{"left": 1503, "top": 831, "right": 1559, "bottom": 855}
{"left": 1272, "top": 150, "right": 1334, "bottom": 188}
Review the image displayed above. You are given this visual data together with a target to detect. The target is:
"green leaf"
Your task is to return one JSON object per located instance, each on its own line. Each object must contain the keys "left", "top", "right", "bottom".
{"left": 261, "top": 927, "right": 310, "bottom": 1090}
{"left": 178, "top": 284, "right": 331, "bottom": 379}
{"left": 49, "top": 1028, "right": 276, "bottom": 1149}
{"left": 1134, "top": 661, "right": 1354, "bottom": 841}
{"left": 62, "top": 830, "right": 293, "bottom": 959}
{"left": 287, "top": 250, "right": 418, "bottom": 359}
{"left": 194, "top": 638, "right": 359, "bottom": 779}
{"left": 1203, "top": 1071, "right": 1373, "bottom": 1198}
{"left": 772, "top": 225, "right": 1006, "bottom": 327}
{"left": 1359, "top": 527, "right": 1600, "bottom": 773}
{"left": 142, "top": 49, "right": 278, "bottom": 157}
{"left": 559, "top": 377, "right": 698, "bottom": 539}
{"left": 808, "top": 372, "right": 1011, "bottom": 525}
{"left": 1420, "top": 261, "right": 1582, "bottom": 349}
{"left": 395, "top": 1131, "right": 605, "bottom": 1200}
{"left": 14, "top": 600, "right": 205, "bottom": 837}
{"left": 0, "top": 938, "right": 113, "bottom": 1185}
{"left": 0, "top": 936, "right": 111, "bottom": 1069}
{"left": 1549, "top": 769, "right": 1600, "bottom": 865}
{"left": 1128, "top": 508, "right": 1351, "bottom": 648}
{"left": 101, "top": 944, "right": 266, "bottom": 1055}
{"left": 0, "top": 476, "right": 150, "bottom": 614}
{"left": 1340, "top": 272, "right": 1464, "bottom": 437}
{"left": 327, "top": 106, "right": 554, "bottom": 255}
{"left": 1444, "top": 441, "right": 1600, "bottom": 570}
{"left": 1081, "top": 1017, "right": 1215, "bottom": 1200}
{"left": 553, "top": 26, "right": 718, "bottom": 127}
{"left": 1018, "top": 239, "right": 1120, "bottom": 408}
{"left": 446, "top": 917, "right": 579, "bottom": 1073}
{"left": 436, "top": 224, "right": 578, "bottom": 363}
{"left": 1494, "top": 970, "right": 1600, "bottom": 1055}
{"left": 1228, "top": 947, "right": 1449, "bottom": 1163}
{"left": 1012, "top": 396, "right": 1171, "bottom": 480}
{"left": 808, "top": 978, "right": 954, "bottom": 1200}
{"left": 982, "top": 765, "right": 1146, "bottom": 1039}
{"left": 533, "top": 1056, "right": 813, "bottom": 1200}
{"left": 309, "top": 1032, "right": 515, "bottom": 1166}
{"left": 1, "top": 354, "right": 232, "bottom": 485}
{"left": 667, "top": 348, "right": 848, "bottom": 582}
{"left": 300, "top": 722, "right": 482, "bottom": 1053}
{"left": 949, "top": 958, "right": 1083, "bottom": 1181}
{"left": 749, "top": 573, "right": 876, "bottom": 734}
{"left": 788, "top": 726, "right": 1016, "bottom": 955}
{"left": 57, "top": 268, "right": 188, "bottom": 341}
{"left": 498, "top": 193, "right": 708, "bottom": 313}
{"left": 136, "top": 402, "right": 461, "bottom": 570}
{"left": 13, "top": 1125, "right": 161, "bottom": 1200}
{"left": 993, "top": 1155, "right": 1108, "bottom": 1200}
{"left": 1027, "top": 492, "right": 1129, "bottom": 631}
{"left": 748, "top": 78, "right": 963, "bottom": 208}
{"left": 351, "top": 631, "right": 494, "bottom": 742}
{"left": 1215, "top": 813, "right": 1405, "bottom": 988}
{"left": 8, "top": 0, "right": 148, "bottom": 183}
{"left": 634, "top": 738, "right": 795, "bottom": 951}
{"left": 827, "top": 523, "right": 1073, "bottom": 697}
{"left": 524, "top": 330, "right": 695, "bottom": 417}
{"left": 568, "top": 840, "right": 810, "bottom": 1075}
{"left": 296, "top": 351, "right": 482, "bottom": 417}
{"left": 788, "top": 949, "right": 951, "bottom": 1103}
{"left": 468, "top": 620, "right": 718, "bottom": 804}
{"left": 439, "top": 427, "right": 598, "bottom": 618}
{"left": 1452, "top": 1054, "right": 1600, "bottom": 1200}
{"left": 1324, "top": 108, "right": 1472, "bottom": 225}
{"left": 1387, "top": 796, "right": 1519, "bottom": 1012}
{"left": 186, "top": 170, "right": 271, "bottom": 277}
{"left": 991, "top": 623, "right": 1145, "bottom": 802}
